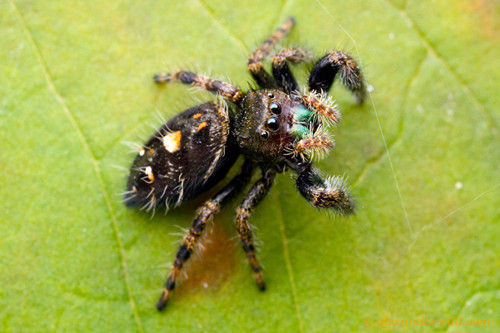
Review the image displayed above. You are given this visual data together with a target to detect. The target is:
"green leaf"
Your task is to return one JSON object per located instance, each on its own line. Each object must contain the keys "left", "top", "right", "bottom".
{"left": 1, "top": 0, "right": 498, "bottom": 331}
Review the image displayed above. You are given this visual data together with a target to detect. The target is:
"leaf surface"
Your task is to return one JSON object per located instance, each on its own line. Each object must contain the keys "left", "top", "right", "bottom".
{"left": 1, "top": 0, "right": 498, "bottom": 331}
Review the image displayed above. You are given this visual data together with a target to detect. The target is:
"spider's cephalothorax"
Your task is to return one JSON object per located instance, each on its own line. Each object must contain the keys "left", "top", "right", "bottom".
{"left": 124, "top": 17, "right": 366, "bottom": 311}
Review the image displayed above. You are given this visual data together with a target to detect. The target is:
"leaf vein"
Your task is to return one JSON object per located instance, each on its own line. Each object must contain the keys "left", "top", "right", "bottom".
{"left": 8, "top": 1, "right": 143, "bottom": 331}
{"left": 197, "top": 0, "right": 248, "bottom": 54}
{"left": 275, "top": 191, "right": 305, "bottom": 333}
{"left": 445, "top": 289, "right": 500, "bottom": 332}
{"left": 269, "top": 0, "right": 293, "bottom": 33}
{"left": 383, "top": 0, "right": 497, "bottom": 131}
{"left": 352, "top": 51, "right": 428, "bottom": 187}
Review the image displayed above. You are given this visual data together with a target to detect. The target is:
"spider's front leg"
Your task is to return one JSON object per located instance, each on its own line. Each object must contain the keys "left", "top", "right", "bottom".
{"left": 156, "top": 160, "right": 254, "bottom": 311}
{"left": 271, "top": 47, "right": 313, "bottom": 94}
{"left": 292, "top": 161, "right": 354, "bottom": 214}
{"left": 154, "top": 71, "right": 243, "bottom": 103}
{"left": 308, "top": 50, "right": 366, "bottom": 104}
{"left": 235, "top": 168, "right": 276, "bottom": 290}
{"left": 248, "top": 17, "right": 295, "bottom": 89}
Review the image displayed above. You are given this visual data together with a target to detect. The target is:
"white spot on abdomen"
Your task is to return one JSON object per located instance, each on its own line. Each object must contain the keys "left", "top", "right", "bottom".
{"left": 162, "top": 131, "right": 182, "bottom": 153}
{"left": 145, "top": 166, "right": 154, "bottom": 181}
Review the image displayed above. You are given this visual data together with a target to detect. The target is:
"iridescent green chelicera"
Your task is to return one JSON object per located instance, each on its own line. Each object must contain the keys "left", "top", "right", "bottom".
{"left": 291, "top": 105, "right": 315, "bottom": 138}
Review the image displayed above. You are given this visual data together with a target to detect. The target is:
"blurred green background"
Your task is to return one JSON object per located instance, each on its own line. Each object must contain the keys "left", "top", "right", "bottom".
{"left": 1, "top": 0, "right": 498, "bottom": 331}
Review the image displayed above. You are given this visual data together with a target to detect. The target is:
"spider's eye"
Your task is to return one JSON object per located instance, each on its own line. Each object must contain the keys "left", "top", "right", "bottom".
{"left": 260, "top": 131, "right": 269, "bottom": 139}
{"left": 269, "top": 102, "right": 281, "bottom": 114}
{"left": 266, "top": 117, "right": 279, "bottom": 131}
{"left": 267, "top": 92, "right": 274, "bottom": 98}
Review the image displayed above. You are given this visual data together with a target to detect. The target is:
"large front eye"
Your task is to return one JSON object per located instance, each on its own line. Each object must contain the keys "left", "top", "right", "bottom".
{"left": 269, "top": 102, "right": 281, "bottom": 114}
{"left": 267, "top": 117, "right": 279, "bottom": 131}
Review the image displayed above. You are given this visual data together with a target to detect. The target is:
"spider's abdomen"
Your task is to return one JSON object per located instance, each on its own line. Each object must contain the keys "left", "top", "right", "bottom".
{"left": 124, "top": 102, "right": 238, "bottom": 210}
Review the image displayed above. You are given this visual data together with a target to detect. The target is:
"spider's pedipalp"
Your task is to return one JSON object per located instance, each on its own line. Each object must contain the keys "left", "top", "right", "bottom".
{"left": 308, "top": 50, "right": 366, "bottom": 104}
{"left": 299, "top": 90, "right": 341, "bottom": 125}
{"left": 294, "top": 134, "right": 335, "bottom": 160}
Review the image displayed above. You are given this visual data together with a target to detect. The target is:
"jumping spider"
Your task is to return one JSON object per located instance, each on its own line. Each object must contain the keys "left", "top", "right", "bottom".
{"left": 124, "top": 17, "right": 366, "bottom": 311}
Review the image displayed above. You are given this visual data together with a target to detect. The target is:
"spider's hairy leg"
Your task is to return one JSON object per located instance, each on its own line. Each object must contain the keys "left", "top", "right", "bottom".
{"left": 153, "top": 71, "right": 243, "bottom": 103}
{"left": 308, "top": 50, "right": 366, "bottom": 104}
{"left": 294, "top": 162, "right": 354, "bottom": 214}
{"left": 272, "top": 47, "right": 313, "bottom": 93}
{"left": 156, "top": 160, "right": 254, "bottom": 311}
{"left": 235, "top": 168, "right": 276, "bottom": 290}
{"left": 248, "top": 17, "right": 295, "bottom": 89}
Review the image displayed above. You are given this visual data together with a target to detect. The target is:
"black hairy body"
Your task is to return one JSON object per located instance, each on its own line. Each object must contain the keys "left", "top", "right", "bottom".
{"left": 124, "top": 17, "right": 367, "bottom": 311}
{"left": 125, "top": 102, "right": 238, "bottom": 210}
